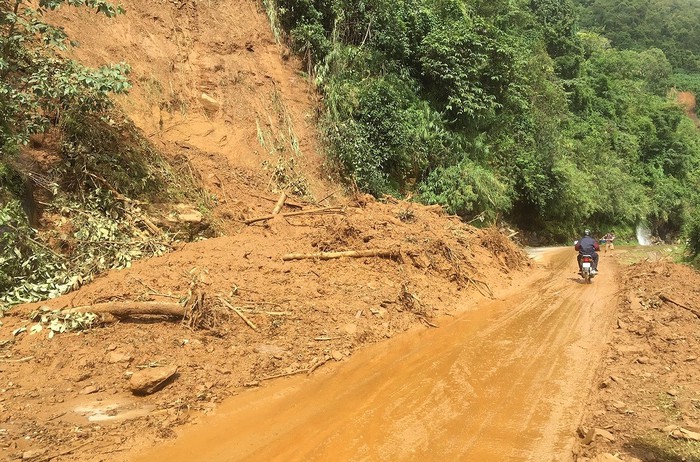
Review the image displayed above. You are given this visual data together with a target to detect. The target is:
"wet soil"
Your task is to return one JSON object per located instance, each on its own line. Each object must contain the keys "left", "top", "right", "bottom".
{"left": 131, "top": 248, "right": 619, "bottom": 462}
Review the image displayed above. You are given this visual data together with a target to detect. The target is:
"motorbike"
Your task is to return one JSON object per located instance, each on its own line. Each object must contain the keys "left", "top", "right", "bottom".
{"left": 579, "top": 254, "right": 595, "bottom": 284}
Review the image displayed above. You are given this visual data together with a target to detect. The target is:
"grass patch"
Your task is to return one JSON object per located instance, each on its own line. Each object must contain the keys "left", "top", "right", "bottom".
{"left": 614, "top": 245, "right": 685, "bottom": 266}
{"left": 627, "top": 431, "right": 700, "bottom": 462}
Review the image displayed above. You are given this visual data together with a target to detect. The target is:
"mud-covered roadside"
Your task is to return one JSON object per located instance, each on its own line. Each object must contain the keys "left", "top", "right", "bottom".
{"left": 576, "top": 252, "right": 700, "bottom": 462}
{"left": 0, "top": 197, "right": 528, "bottom": 462}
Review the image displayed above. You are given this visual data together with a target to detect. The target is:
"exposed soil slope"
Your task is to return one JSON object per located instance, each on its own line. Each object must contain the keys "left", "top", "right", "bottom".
{"left": 48, "top": 0, "right": 334, "bottom": 234}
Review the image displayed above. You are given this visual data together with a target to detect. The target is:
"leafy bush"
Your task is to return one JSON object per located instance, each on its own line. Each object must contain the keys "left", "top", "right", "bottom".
{"left": 0, "top": 201, "right": 73, "bottom": 309}
{"left": 685, "top": 210, "right": 700, "bottom": 262}
{"left": 420, "top": 160, "right": 511, "bottom": 219}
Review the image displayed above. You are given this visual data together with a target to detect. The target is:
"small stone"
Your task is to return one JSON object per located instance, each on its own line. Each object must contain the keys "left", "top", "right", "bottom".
{"left": 74, "top": 372, "right": 92, "bottom": 383}
{"left": 331, "top": 350, "right": 344, "bottom": 361}
{"left": 200, "top": 93, "right": 219, "bottom": 113}
{"left": 107, "top": 352, "right": 132, "bottom": 364}
{"left": 667, "top": 389, "right": 679, "bottom": 397}
{"left": 178, "top": 210, "right": 203, "bottom": 223}
{"left": 583, "top": 428, "right": 616, "bottom": 444}
{"left": 22, "top": 449, "right": 47, "bottom": 460}
{"left": 129, "top": 365, "right": 178, "bottom": 395}
{"left": 80, "top": 385, "right": 99, "bottom": 395}
{"left": 592, "top": 454, "right": 622, "bottom": 462}
{"left": 611, "top": 400, "right": 626, "bottom": 409}
{"left": 636, "top": 356, "right": 650, "bottom": 364}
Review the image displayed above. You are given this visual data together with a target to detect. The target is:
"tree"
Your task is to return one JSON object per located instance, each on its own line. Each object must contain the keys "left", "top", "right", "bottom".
{"left": 0, "top": 0, "right": 130, "bottom": 158}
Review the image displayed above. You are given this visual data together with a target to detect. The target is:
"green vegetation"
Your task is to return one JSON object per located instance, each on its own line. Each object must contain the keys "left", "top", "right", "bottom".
{"left": 267, "top": 0, "right": 700, "bottom": 249}
{"left": 0, "top": 1, "right": 204, "bottom": 310}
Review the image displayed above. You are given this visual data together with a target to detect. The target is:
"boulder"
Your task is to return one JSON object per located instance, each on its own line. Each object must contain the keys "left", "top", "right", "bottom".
{"left": 129, "top": 365, "right": 178, "bottom": 395}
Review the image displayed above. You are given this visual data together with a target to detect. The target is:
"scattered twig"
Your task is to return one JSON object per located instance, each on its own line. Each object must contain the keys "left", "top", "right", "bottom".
{"left": 219, "top": 297, "right": 259, "bottom": 331}
{"left": 245, "top": 206, "right": 344, "bottom": 225}
{"left": 42, "top": 439, "right": 94, "bottom": 461}
{"left": 0, "top": 355, "right": 34, "bottom": 363}
{"left": 418, "top": 316, "right": 439, "bottom": 328}
{"left": 308, "top": 358, "right": 330, "bottom": 375}
{"left": 314, "top": 336, "right": 340, "bottom": 341}
{"left": 260, "top": 368, "right": 310, "bottom": 381}
{"left": 659, "top": 294, "right": 700, "bottom": 319}
{"left": 246, "top": 192, "right": 304, "bottom": 208}
{"left": 317, "top": 188, "right": 341, "bottom": 204}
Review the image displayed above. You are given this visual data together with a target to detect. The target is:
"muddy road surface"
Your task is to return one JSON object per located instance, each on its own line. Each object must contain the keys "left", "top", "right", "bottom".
{"left": 135, "top": 248, "right": 619, "bottom": 461}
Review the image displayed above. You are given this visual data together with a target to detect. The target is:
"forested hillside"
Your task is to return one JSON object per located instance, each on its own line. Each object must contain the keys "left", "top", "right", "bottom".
{"left": 266, "top": 0, "right": 700, "bottom": 244}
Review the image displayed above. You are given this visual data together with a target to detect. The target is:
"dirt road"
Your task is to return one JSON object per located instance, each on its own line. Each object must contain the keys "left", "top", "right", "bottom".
{"left": 134, "top": 248, "right": 619, "bottom": 461}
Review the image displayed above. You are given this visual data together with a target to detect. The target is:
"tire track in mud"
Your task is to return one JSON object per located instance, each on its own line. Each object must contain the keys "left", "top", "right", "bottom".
{"left": 133, "top": 248, "right": 619, "bottom": 462}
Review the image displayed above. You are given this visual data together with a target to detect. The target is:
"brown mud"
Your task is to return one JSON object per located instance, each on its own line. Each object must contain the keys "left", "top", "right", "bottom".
{"left": 2, "top": 1, "right": 700, "bottom": 461}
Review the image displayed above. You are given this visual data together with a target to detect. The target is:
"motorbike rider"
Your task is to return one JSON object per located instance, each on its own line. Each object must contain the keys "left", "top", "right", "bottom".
{"left": 575, "top": 229, "right": 600, "bottom": 274}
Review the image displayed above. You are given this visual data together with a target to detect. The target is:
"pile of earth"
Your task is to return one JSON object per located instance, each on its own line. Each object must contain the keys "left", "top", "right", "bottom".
{"left": 0, "top": 196, "right": 529, "bottom": 462}
{"left": 576, "top": 253, "right": 700, "bottom": 462}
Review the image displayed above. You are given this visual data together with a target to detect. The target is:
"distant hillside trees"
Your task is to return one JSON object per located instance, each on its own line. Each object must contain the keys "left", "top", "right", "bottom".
{"left": 267, "top": 0, "right": 700, "bottom": 243}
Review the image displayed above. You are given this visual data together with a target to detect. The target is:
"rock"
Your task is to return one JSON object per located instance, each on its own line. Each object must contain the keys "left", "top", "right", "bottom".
{"left": 609, "top": 375, "right": 625, "bottom": 385}
{"left": 107, "top": 352, "right": 132, "bottom": 364}
{"left": 331, "top": 350, "right": 344, "bottom": 361}
{"left": 670, "top": 426, "right": 700, "bottom": 441}
{"left": 178, "top": 210, "right": 203, "bottom": 223}
{"left": 616, "top": 345, "right": 645, "bottom": 354}
{"left": 611, "top": 400, "right": 626, "bottom": 409}
{"left": 80, "top": 385, "right": 99, "bottom": 395}
{"left": 341, "top": 323, "right": 357, "bottom": 335}
{"left": 200, "top": 93, "right": 220, "bottom": 113}
{"left": 129, "top": 365, "right": 178, "bottom": 395}
{"left": 592, "top": 454, "right": 622, "bottom": 462}
{"left": 583, "top": 428, "right": 616, "bottom": 444}
{"left": 22, "top": 449, "right": 47, "bottom": 460}
{"left": 74, "top": 372, "right": 92, "bottom": 382}
{"left": 667, "top": 389, "right": 679, "bottom": 396}
{"left": 635, "top": 356, "right": 650, "bottom": 364}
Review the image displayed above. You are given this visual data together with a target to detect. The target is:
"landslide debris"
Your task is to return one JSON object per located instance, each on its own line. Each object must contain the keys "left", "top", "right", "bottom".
{"left": 0, "top": 195, "right": 528, "bottom": 461}
{"left": 576, "top": 257, "right": 700, "bottom": 462}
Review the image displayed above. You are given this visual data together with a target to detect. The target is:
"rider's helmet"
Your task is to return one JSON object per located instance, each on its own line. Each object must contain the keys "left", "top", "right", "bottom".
{"left": 584, "top": 229, "right": 591, "bottom": 236}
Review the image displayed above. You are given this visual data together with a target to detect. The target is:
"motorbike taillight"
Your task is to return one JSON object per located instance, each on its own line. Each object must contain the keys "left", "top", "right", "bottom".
{"left": 582, "top": 256, "right": 592, "bottom": 262}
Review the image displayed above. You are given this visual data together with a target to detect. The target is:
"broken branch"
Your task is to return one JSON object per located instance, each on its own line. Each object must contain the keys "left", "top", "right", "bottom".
{"left": 659, "top": 294, "right": 700, "bottom": 319}
{"left": 282, "top": 249, "right": 400, "bottom": 261}
{"left": 272, "top": 192, "right": 287, "bottom": 215}
{"left": 64, "top": 302, "right": 185, "bottom": 318}
{"left": 219, "top": 297, "right": 260, "bottom": 331}
{"left": 247, "top": 192, "right": 304, "bottom": 208}
{"left": 245, "top": 206, "right": 344, "bottom": 225}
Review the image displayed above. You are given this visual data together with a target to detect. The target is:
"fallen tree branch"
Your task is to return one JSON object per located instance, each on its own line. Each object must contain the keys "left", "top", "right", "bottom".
{"left": 246, "top": 192, "right": 304, "bottom": 208}
{"left": 245, "top": 206, "right": 344, "bottom": 225}
{"left": 282, "top": 249, "right": 400, "bottom": 261}
{"left": 659, "top": 294, "right": 700, "bottom": 319}
{"left": 64, "top": 302, "right": 186, "bottom": 318}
